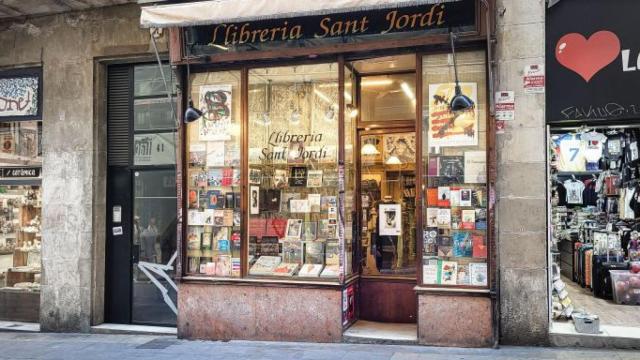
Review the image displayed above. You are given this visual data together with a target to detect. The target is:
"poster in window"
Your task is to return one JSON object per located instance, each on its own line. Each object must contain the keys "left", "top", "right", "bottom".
{"left": 379, "top": 204, "right": 401, "bottom": 236}
{"left": 383, "top": 133, "right": 416, "bottom": 164}
{"left": 464, "top": 151, "right": 487, "bottom": 183}
{"left": 133, "top": 133, "right": 175, "bottom": 166}
{"left": 250, "top": 186, "right": 260, "bottom": 214}
{"left": 428, "top": 82, "right": 478, "bottom": 147}
{"left": 198, "top": 84, "right": 232, "bottom": 141}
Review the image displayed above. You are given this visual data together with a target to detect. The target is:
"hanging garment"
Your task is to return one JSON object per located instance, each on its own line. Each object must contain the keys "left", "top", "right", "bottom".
{"left": 556, "top": 133, "right": 586, "bottom": 172}
{"left": 564, "top": 179, "right": 585, "bottom": 204}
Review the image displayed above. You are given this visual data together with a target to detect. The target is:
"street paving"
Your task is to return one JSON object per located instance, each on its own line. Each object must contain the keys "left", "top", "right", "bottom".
{"left": 0, "top": 332, "right": 638, "bottom": 359}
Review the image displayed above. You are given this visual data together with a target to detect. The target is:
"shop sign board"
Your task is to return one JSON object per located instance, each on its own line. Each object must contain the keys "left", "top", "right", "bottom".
{"left": 0, "top": 167, "right": 41, "bottom": 178}
{"left": 187, "top": 0, "right": 475, "bottom": 53}
{"left": 0, "top": 68, "right": 42, "bottom": 122}
{"left": 495, "top": 91, "right": 515, "bottom": 121}
{"left": 547, "top": 0, "right": 640, "bottom": 123}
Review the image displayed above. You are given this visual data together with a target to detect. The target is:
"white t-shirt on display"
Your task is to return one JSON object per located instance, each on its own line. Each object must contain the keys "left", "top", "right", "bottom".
{"left": 581, "top": 131, "right": 607, "bottom": 170}
{"left": 564, "top": 179, "right": 585, "bottom": 205}
{"left": 557, "top": 134, "right": 585, "bottom": 172}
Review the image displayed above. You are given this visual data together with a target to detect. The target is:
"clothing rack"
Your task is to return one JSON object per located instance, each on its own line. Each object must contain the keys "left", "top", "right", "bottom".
{"left": 550, "top": 123, "right": 640, "bottom": 133}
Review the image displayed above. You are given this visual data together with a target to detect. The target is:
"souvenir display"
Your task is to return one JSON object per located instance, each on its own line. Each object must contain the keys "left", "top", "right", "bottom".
{"left": 550, "top": 127, "right": 640, "bottom": 312}
{"left": 0, "top": 186, "right": 42, "bottom": 293}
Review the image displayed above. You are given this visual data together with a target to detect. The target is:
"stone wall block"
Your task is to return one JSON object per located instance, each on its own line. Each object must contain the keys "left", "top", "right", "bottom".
{"left": 496, "top": 162, "right": 546, "bottom": 198}
{"left": 499, "top": 268, "right": 549, "bottom": 345}
{"left": 497, "top": 198, "right": 547, "bottom": 233}
{"left": 498, "top": 230, "right": 547, "bottom": 269}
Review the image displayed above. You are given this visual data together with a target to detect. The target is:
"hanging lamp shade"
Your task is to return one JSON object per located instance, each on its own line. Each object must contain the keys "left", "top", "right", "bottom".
{"left": 184, "top": 100, "right": 203, "bottom": 123}
{"left": 450, "top": 84, "right": 475, "bottom": 112}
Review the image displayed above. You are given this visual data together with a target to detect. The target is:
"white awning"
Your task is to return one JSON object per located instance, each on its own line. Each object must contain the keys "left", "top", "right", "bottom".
{"left": 140, "top": 0, "right": 458, "bottom": 28}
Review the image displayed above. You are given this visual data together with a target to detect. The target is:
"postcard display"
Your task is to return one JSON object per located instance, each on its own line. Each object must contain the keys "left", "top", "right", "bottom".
{"left": 421, "top": 51, "right": 489, "bottom": 287}
{"left": 186, "top": 73, "right": 243, "bottom": 277}
{"left": 0, "top": 186, "right": 42, "bottom": 292}
{"left": 247, "top": 64, "right": 341, "bottom": 279}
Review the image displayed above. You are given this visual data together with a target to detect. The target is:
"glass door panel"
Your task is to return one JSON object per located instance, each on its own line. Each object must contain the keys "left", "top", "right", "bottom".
{"left": 359, "top": 131, "right": 417, "bottom": 277}
{"left": 132, "top": 169, "right": 177, "bottom": 326}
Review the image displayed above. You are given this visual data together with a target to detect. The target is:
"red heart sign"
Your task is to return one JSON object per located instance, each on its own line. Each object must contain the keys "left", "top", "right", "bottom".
{"left": 555, "top": 30, "right": 621, "bottom": 82}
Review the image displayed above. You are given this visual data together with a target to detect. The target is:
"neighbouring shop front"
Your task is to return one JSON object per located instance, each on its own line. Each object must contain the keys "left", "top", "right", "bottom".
{"left": 141, "top": 0, "right": 496, "bottom": 346}
{"left": 547, "top": 0, "right": 640, "bottom": 340}
{"left": 0, "top": 67, "right": 43, "bottom": 323}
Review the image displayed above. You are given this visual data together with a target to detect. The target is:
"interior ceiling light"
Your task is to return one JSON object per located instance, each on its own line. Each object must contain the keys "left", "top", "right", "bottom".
{"left": 449, "top": 32, "right": 475, "bottom": 113}
{"left": 361, "top": 138, "right": 380, "bottom": 155}
{"left": 400, "top": 82, "right": 416, "bottom": 105}
{"left": 361, "top": 79, "right": 393, "bottom": 87}
{"left": 386, "top": 153, "right": 402, "bottom": 165}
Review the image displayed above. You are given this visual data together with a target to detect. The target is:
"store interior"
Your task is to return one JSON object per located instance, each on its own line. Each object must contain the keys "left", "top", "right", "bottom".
{"left": 549, "top": 125, "right": 640, "bottom": 337}
{"left": 0, "top": 185, "right": 42, "bottom": 322}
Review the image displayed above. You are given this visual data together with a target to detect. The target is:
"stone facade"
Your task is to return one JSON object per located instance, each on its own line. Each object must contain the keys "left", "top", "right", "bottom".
{"left": 0, "top": 4, "right": 167, "bottom": 332}
{"left": 178, "top": 283, "right": 343, "bottom": 342}
{"left": 494, "top": 0, "right": 549, "bottom": 345}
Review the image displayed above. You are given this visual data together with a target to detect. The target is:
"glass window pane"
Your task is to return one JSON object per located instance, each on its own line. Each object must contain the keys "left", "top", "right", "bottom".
{"left": 134, "top": 98, "right": 177, "bottom": 131}
{"left": 361, "top": 73, "right": 416, "bottom": 122}
{"left": 186, "top": 70, "right": 242, "bottom": 278}
{"left": 421, "top": 50, "right": 488, "bottom": 287}
{"left": 133, "top": 132, "right": 176, "bottom": 166}
{"left": 344, "top": 66, "right": 355, "bottom": 277}
{"left": 247, "top": 63, "right": 340, "bottom": 279}
{"left": 132, "top": 169, "right": 177, "bottom": 325}
{"left": 0, "top": 121, "right": 42, "bottom": 167}
{"left": 134, "top": 64, "right": 174, "bottom": 97}
{"left": 0, "top": 185, "right": 42, "bottom": 307}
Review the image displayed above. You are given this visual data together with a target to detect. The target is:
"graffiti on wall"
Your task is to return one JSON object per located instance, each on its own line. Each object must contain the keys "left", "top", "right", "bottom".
{"left": 0, "top": 76, "right": 39, "bottom": 118}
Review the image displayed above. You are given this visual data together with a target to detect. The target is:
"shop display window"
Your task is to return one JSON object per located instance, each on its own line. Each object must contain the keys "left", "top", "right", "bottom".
{"left": 185, "top": 71, "right": 242, "bottom": 277}
{"left": 0, "top": 121, "right": 41, "bottom": 166}
{"left": 421, "top": 51, "right": 488, "bottom": 287}
{"left": 247, "top": 63, "right": 340, "bottom": 279}
{"left": 0, "top": 185, "right": 42, "bottom": 293}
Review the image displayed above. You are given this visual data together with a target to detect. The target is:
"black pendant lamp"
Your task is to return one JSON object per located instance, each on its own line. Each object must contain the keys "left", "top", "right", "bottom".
{"left": 449, "top": 32, "right": 475, "bottom": 112}
{"left": 183, "top": 45, "right": 203, "bottom": 123}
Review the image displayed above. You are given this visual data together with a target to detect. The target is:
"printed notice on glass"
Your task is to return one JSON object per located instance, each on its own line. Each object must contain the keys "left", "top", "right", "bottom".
{"left": 464, "top": 151, "right": 487, "bottom": 183}
{"left": 495, "top": 91, "right": 515, "bottom": 121}
{"left": 379, "top": 204, "right": 401, "bottom": 236}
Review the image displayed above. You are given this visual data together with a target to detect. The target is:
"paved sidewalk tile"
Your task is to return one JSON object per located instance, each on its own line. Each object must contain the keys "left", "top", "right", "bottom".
{"left": 0, "top": 333, "right": 638, "bottom": 360}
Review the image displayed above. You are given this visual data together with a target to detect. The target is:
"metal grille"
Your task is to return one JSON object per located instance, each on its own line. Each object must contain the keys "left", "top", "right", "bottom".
{"left": 107, "top": 66, "right": 130, "bottom": 166}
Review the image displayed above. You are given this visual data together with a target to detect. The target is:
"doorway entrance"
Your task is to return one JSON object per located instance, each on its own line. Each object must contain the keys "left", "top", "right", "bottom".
{"left": 104, "top": 63, "right": 178, "bottom": 327}
{"left": 349, "top": 54, "right": 418, "bottom": 327}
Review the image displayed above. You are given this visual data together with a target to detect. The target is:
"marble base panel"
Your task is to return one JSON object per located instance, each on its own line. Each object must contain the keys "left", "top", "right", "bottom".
{"left": 418, "top": 293, "right": 493, "bottom": 347}
{"left": 178, "top": 283, "right": 343, "bottom": 342}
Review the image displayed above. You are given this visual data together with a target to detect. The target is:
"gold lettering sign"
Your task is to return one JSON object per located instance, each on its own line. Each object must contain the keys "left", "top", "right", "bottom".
{"left": 203, "top": 3, "right": 469, "bottom": 47}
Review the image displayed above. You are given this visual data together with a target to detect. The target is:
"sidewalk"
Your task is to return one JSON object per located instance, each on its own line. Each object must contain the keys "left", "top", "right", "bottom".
{"left": 0, "top": 332, "right": 638, "bottom": 360}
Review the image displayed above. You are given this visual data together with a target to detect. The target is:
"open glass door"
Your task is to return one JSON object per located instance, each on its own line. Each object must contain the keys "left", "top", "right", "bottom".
{"left": 350, "top": 55, "right": 418, "bottom": 324}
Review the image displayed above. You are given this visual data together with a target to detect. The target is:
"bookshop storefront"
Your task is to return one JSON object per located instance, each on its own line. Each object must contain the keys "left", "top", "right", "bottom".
{"left": 141, "top": 0, "right": 496, "bottom": 346}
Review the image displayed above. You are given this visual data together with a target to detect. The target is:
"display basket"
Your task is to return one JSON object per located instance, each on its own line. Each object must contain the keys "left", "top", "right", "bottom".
{"left": 572, "top": 312, "right": 600, "bottom": 334}
{"left": 610, "top": 270, "right": 640, "bottom": 305}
